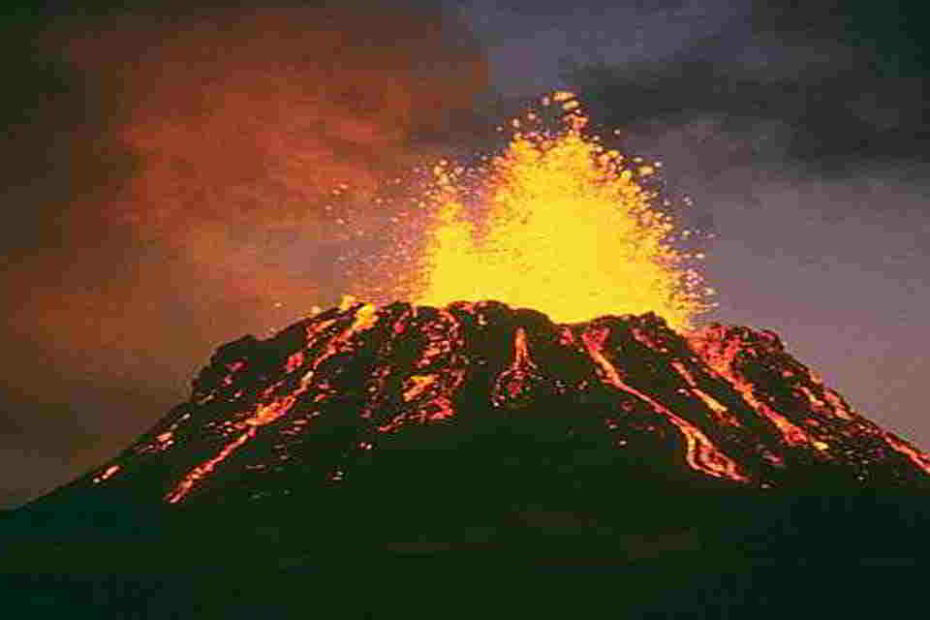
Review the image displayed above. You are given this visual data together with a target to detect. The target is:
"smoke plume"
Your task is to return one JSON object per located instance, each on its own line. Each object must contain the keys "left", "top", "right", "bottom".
{"left": 1, "top": 0, "right": 489, "bottom": 507}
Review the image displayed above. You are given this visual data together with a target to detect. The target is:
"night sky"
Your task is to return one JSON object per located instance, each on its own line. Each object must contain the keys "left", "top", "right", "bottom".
{"left": 2, "top": 0, "right": 927, "bottom": 509}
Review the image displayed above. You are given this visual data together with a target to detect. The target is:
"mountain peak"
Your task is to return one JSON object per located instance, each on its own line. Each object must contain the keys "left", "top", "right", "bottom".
{"left": 53, "top": 299, "right": 928, "bottom": 508}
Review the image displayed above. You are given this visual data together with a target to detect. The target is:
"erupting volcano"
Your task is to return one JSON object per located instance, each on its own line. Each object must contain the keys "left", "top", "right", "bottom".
{"left": 5, "top": 93, "right": 929, "bottom": 617}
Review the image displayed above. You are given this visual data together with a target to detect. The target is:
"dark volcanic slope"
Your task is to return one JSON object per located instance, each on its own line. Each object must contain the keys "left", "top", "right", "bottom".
{"left": 65, "top": 299, "right": 930, "bottom": 503}
{"left": 5, "top": 300, "right": 930, "bottom": 618}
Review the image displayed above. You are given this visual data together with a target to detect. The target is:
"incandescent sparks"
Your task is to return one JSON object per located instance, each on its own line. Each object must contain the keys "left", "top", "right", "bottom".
{"left": 411, "top": 92, "right": 710, "bottom": 330}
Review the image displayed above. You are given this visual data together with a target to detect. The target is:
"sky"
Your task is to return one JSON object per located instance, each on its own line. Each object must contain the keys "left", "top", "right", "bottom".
{"left": 1, "top": 0, "right": 927, "bottom": 508}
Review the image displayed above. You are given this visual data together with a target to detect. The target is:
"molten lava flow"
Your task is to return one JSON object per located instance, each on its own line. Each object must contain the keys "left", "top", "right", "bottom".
{"left": 688, "top": 326, "right": 814, "bottom": 448}
{"left": 163, "top": 302, "right": 383, "bottom": 504}
{"left": 91, "top": 464, "right": 121, "bottom": 485}
{"left": 165, "top": 429, "right": 255, "bottom": 504}
{"left": 491, "top": 327, "right": 544, "bottom": 407}
{"left": 413, "top": 92, "right": 710, "bottom": 331}
{"left": 581, "top": 325, "right": 748, "bottom": 482}
{"left": 883, "top": 432, "right": 930, "bottom": 476}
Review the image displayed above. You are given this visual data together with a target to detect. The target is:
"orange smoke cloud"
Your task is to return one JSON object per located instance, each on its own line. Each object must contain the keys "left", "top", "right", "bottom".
{"left": 1, "top": 2, "right": 489, "bottom": 487}
{"left": 65, "top": 3, "right": 486, "bottom": 230}
{"left": 24, "top": 2, "right": 488, "bottom": 313}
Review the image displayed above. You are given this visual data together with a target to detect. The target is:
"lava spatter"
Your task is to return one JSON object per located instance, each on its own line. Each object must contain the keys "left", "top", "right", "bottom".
{"left": 410, "top": 92, "right": 711, "bottom": 330}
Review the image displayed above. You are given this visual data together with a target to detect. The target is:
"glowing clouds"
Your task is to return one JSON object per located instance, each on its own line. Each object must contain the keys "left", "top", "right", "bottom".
{"left": 56, "top": 2, "right": 488, "bottom": 310}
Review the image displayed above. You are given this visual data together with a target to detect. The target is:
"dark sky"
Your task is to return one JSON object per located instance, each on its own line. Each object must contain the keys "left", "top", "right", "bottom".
{"left": 2, "top": 0, "right": 928, "bottom": 508}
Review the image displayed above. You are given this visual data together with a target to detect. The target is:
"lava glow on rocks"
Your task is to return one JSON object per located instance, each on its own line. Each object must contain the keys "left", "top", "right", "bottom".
{"left": 412, "top": 92, "right": 710, "bottom": 331}
{"left": 84, "top": 299, "right": 930, "bottom": 506}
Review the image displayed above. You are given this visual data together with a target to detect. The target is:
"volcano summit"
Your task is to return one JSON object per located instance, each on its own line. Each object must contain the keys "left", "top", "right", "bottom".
{"left": 4, "top": 299, "right": 930, "bottom": 617}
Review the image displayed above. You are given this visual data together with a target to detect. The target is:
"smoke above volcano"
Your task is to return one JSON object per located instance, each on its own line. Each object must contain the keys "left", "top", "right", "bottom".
{"left": 0, "top": 1, "right": 489, "bottom": 507}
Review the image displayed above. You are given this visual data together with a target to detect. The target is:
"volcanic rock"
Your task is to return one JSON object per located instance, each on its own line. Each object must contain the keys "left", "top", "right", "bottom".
{"left": 4, "top": 300, "right": 929, "bottom": 617}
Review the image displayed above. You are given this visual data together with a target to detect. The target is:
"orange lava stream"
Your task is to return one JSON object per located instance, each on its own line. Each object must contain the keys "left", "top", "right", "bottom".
{"left": 581, "top": 326, "right": 747, "bottom": 482}
{"left": 92, "top": 464, "right": 121, "bottom": 485}
{"left": 402, "top": 374, "right": 438, "bottom": 401}
{"left": 882, "top": 432, "right": 930, "bottom": 476}
{"left": 670, "top": 361, "right": 742, "bottom": 427}
{"left": 163, "top": 302, "right": 381, "bottom": 504}
{"left": 491, "top": 327, "right": 543, "bottom": 407}
{"left": 412, "top": 92, "right": 710, "bottom": 331}
{"left": 689, "top": 332, "right": 812, "bottom": 448}
{"left": 165, "top": 429, "right": 254, "bottom": 504}
{"left": 512, "top": 327, "right": 535, "bottom": 369}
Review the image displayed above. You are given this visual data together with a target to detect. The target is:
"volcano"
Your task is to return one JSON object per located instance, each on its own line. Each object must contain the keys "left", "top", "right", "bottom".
{"left": 4, "top": 300, "right": 930, "bottom": 617}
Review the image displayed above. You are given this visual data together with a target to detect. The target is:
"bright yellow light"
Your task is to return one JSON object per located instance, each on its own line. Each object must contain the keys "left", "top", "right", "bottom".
{"left": 412, "top": 92, "right": 711, "bottom": 331}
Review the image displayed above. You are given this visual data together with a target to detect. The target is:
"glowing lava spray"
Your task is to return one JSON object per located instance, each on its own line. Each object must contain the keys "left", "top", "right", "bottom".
{"left": 410, "top": 92, "right": 711, "bottom": 331}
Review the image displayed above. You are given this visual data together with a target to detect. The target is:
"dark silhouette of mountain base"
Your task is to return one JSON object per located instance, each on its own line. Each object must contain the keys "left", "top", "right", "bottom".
{"left": 4, "top": 300, "right": 929, "bottom": 618}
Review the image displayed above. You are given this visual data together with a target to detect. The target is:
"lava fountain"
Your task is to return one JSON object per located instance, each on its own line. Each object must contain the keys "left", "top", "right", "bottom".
{"left": 409, "top": 91, "right": 711, "bottom": 331}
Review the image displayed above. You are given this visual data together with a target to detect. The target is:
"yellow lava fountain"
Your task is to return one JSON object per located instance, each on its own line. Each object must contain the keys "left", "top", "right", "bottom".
{"left": 411, "top": 91, "right": 711, "bottom": 331}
